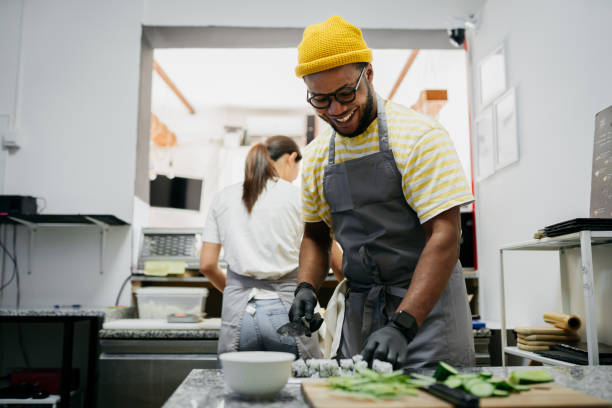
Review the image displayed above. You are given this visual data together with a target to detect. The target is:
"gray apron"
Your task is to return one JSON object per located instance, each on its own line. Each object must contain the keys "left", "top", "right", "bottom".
{"left": 217, "top": 268, "right": 321, "bottom": 359}
{"left": 323, "top": 94, "right": 474, "bottom": 367}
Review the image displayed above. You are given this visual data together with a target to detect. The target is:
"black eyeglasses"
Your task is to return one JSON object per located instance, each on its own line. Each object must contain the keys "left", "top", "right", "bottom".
{"left": 306, "top": 66, "right": 366, "bottom": 109}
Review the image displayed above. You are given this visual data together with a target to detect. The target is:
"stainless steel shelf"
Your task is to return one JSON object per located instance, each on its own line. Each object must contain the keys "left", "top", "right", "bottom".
{"left": 130, "top": 273, "right": 341, "bottom": 283}
{"left": 0, "top": 213, "right": 129, "bottom": 275}
{"left": 504, "top": 346, "right": 577, "bottom": 367}
{"left": 131, "top": 276, "right": 209, "bottom": 283}
{"left": 500, "top": 231, "right": 612, "bottom": 251}
{"left": 500, "top": 229, "right": 612, "bottom": 366}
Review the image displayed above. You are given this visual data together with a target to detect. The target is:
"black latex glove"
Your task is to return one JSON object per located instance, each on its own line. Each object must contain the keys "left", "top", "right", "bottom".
{"left": 361, "top": 321, "right": 417, "bottom": 369}
{"left": 289, "top": 282, "right": 323, "bottom": 332}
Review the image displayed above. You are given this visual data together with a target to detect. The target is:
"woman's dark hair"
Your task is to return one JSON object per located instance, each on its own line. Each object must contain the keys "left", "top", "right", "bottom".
{"left": 242, "top": 135, "right": 302, "bottom": 214}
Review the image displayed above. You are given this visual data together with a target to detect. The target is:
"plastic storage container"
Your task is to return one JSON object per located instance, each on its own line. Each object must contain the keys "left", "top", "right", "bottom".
{"left": 135, "top": 287, "right": 209, "bottom": 319}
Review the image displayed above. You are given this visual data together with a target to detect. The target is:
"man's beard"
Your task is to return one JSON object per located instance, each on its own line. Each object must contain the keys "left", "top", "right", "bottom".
{"left": 329, "top": 84, "right": 375, "bottom": 138}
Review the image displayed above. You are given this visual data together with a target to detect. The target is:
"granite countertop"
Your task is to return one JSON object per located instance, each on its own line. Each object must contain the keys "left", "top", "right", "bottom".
{"left": 99, "top": 328, "right": 219, "bottom": 339}
{"left": 162, "top": 366, "right": 612, "bottom": 408}
{"left": 0, "top": 305, "right": 134, "bottom": 320}
{"left": 0, "top": 306, "right": 108, "bottom": 318}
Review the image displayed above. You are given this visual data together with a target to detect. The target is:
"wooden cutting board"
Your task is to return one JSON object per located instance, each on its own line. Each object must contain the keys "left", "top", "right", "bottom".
{"left": 301, "top": 380, "right": 612, "bottom": 408}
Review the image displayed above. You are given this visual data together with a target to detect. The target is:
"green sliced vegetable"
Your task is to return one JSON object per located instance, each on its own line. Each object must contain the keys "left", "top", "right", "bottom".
{"left": 488, "top": 379, "right": 517, "bottom": 392}
{"left": 479, "top": 371, "right": 493, "bottom": 379}
{"left": 469, "top": 382, "right": 495, "bottom": 398}
{"left": 443, "top": 377, "right": 462, "bottom": 389}
{"left": 509, "top": 369, "right": 553, "bottom": 385}
{"left": 327, "top": 368, "right": 419, "bottom": 400}
{"left": 410, "top": 373, "right": 436, "bottom": 385}
{"left": 434, "top": 361, "right": 459, "bottom": 381}
{"left": 463, "top": 378, "right": 485, "bottom": 391}
{"left": 327, "top": 362, "right": 553, "bottom": 401}
{"left": 493, "top": 389, "right": 510, "bottom": 397}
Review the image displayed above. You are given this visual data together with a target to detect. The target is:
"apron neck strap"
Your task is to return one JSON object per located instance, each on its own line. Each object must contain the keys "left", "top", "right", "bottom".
{"left": 328, "top": 93, "right": 389, "bottom": 165}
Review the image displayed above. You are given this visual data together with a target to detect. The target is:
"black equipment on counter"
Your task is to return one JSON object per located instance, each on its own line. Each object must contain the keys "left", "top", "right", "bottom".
{"left": 0, "top": 195, "right": 37, "bottom": 215}
{"left": 543, "top": 218, "right": 612, "bottom": 237}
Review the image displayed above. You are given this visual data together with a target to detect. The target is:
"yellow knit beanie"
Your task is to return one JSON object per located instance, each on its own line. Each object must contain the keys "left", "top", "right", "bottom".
{"left": 295, "top": 16, "right": 372, "bottom": 78}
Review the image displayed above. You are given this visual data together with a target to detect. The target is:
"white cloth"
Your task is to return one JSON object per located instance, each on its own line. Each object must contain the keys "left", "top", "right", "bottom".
{"left": 323, "top": 279, "right": 347, "bottom": 358}
{"left": 203, "top": 179, "right": 303, "bottom": 299}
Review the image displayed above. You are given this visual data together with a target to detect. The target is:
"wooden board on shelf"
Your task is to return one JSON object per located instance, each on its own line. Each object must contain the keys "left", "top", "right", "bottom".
{"left": 301, "top": 380, "right": 611, "bottom": 408}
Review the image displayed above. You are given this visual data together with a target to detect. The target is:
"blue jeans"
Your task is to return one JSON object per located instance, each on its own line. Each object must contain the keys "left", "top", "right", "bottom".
{"left": 238, "top": 298, "right": 298, "bottom": 357}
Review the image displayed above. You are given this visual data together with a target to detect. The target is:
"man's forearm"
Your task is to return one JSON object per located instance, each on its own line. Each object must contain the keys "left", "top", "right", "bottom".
{"left": 299, "top": 222, "right": 332, "bottom": 290}
{"left": 397, "top": 207, "right": 461, "bottom": 326}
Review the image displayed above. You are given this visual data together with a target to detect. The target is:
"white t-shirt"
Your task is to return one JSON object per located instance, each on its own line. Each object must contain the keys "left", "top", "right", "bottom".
{"left": 203, "top": 178, "right": 303, "bottom": 299}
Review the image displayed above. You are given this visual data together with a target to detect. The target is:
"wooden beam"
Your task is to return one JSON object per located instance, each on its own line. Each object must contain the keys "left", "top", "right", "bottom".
{"left": 387, "top": 49, "right": 420, "bottom": 101}
{"left": 153, "top": 60, "right": 195, "bottom": 114}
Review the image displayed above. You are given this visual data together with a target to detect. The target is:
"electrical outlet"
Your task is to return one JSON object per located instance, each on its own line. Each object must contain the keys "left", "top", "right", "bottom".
{"left": 3, "top": 129, "right": 20, "bottom": 148}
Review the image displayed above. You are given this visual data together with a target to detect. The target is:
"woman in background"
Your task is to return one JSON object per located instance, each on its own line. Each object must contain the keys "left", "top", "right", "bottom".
{"left": 200, "top": 135, "right": 321, "bottom": 359}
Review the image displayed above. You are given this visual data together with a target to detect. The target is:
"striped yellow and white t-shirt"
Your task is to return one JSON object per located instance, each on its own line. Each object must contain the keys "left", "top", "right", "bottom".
{"left": 301, "top": 99, "right": 473, "bottom": 227}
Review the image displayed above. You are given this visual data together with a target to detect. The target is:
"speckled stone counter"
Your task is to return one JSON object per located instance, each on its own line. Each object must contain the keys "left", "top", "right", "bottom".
{"left": 0, "top": 305, "right": 134, "bottom": 320}
{"left": 0, "top": 307, "right": 106, "bottom": 317}
{"left": 162, "top": 366, "right": 612, "bottom": 408}
{"left": 98, "top": 328, "right": 219, "bottom": 339}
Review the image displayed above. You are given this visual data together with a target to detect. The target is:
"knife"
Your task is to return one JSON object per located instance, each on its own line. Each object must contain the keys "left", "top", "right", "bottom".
{"left": 277, "top": 313, "right": 323, "bottom": 337}
{"left": 423, "top": 383, "right": 479, "bottom": 408}
{"left": 403, "top": 369, "right": 479, "bottom": 408}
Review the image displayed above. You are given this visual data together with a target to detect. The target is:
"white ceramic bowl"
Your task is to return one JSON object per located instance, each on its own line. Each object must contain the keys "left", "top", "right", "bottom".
{"left": 219, "top": 351, "right": 295, "bottom": 397}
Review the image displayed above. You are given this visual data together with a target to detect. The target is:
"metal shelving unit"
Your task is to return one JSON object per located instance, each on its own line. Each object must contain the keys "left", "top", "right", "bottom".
{"left": 0, "top": 214, "right": 128, "bottom": 275}
{"left": 499, "top": 230, "right": 612, "bottom": 366}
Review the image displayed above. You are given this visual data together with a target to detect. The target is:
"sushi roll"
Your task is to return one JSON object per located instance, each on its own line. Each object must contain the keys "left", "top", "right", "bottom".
{"left": 291, "top": 359, "right": 309, "bottom": 378}
{"left": 305, "top": 359, "right": 341, "bottom": 378}
{"left": 372, "top": 359, "right": 393, "bottom": 374}
{"left": 352, "top": 354, "right": 364, "bottom": 363}
{"left": 306, "top": 359, "right": 321, "bottom": 377}
{"left": 339, "top": 359, "right": 354, "bottom": 370}
{"left": 317, "top": 359, "right": 340, "bottom": 378}
{"left": 354, "top": 360, "right": 368, "bottom": 371}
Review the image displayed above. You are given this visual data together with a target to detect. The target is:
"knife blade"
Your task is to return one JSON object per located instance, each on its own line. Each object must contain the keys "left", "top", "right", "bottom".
{"left": 277, "top": 313, "right": 323, "bottom": 337}
{"left": 403, "top": 369, "right": 479, "bottom": 408}
{"left": 423, "top": 383, "right": 479, "bottom": 408}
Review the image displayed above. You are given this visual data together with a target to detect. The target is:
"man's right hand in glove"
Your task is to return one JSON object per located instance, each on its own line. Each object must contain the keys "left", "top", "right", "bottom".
{"left": 289, "top": 282, "right": 323, "bottom": 332}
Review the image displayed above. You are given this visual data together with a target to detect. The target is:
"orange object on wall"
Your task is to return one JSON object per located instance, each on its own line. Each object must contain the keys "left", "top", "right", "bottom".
{"left": 150, "top": 113, "right": 177, "bottom": 147}
{"left": 411, "top": 89, "right": 448, "bottom": 118}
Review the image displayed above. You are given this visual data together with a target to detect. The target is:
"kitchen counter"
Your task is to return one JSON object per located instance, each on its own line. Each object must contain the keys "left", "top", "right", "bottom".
{"left": 99, "top": 317, "right": 221, "bottom": 339}
{"left": 99, "top": 328, "right": 219, "bottom": 339}
{"left": 0, "top": 306, "right": 106, "bottom": 317}
{"left": 0, "top": 305, "right": 134, "bottom": 319}
{"left": 163, "top": 366, "right": 612, "bottom": 407}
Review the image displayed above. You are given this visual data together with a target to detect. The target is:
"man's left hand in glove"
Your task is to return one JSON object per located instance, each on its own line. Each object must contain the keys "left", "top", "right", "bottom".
{"left": 361, "top": 310, "right": 419, "bottom": 368}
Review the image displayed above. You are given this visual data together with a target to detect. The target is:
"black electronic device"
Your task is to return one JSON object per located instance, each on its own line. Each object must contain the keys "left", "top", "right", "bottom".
{"left": 460, "top": 211, "right": 476, "bottom": 269}
{"left": 0, "top": 195, "right": 37, "bottom": 215}
{"left": 150, "top": 175, "right": 203, "bottom": 211}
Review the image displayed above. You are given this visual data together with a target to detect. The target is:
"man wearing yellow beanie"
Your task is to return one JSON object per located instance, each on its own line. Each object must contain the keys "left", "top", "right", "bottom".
{"left": 289, "top": 16, "right": 475, "bottom": 369}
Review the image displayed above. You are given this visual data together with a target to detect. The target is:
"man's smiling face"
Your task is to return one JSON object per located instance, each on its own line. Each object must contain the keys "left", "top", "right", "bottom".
{"left": 304, "top": 63, "right": 375, "bottom": 138}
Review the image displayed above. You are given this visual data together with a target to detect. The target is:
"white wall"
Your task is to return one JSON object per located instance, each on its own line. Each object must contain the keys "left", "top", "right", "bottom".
{"left": 469, "top": 0, "right": 612, "bottom": 344}
{"left": 0, "top": 0, "right": 142, "bottom": 306}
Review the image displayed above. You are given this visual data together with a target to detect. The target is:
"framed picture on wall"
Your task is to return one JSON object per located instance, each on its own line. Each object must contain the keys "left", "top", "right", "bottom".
{"left": 494, "top": 88, "right": 519, "bottom": 169}
{"left": 478, "top": 44, "right": 507, "bottom": 107}
{"left": 475, "top": 107, "right": 496, "bottom": 181}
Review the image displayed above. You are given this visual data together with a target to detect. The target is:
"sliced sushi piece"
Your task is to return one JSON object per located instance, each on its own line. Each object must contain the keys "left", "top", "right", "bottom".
{"left": 339, "top": 359, "right": 354, "bottom": 370}
{"left": 372, "top": 359, "right": 393, "bottom": 374}
{"left": 291, "top": 359, "right": 309, "bottom": 377}
{"left": 354, "top": 360, "right": 368, "bottom": 371}
{"left": 318, "top": 359, "right": 340, "bottom": 378}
